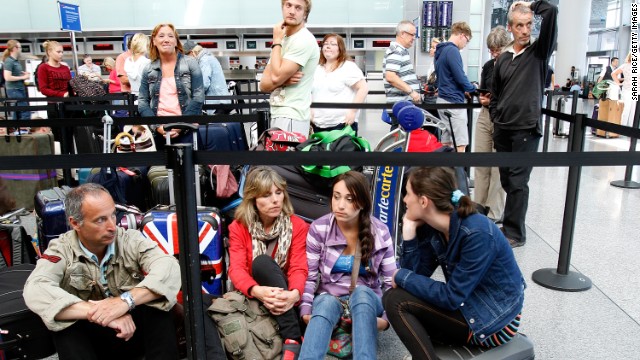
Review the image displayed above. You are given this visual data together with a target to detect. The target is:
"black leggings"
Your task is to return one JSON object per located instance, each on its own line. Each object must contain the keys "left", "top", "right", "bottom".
{"left": 383, "top": 288, "right": 470, "bottom": 360}
{"left": 252, "top": 254, "right": 303, "bottom": 340}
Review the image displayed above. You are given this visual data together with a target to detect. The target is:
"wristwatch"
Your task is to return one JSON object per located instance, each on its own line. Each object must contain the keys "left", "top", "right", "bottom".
{"left": 120, "top": 291, "right": 136, "bottom": 312}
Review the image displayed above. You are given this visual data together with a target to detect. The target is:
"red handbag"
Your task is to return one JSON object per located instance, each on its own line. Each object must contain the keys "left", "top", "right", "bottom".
{"left": 252, "top": 128, "right": 307, "bottom": 151}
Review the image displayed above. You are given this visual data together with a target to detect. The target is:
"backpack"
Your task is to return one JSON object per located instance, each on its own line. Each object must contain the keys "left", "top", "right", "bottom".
{"left": 207, "top": 291, "right": 282, "bottom": 360}
{"left": 34, "top": 62, "right": 44, "bottom": 92}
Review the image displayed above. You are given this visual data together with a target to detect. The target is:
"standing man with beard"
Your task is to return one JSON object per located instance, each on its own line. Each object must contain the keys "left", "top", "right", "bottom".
{"left": 489, "top": 0, "right": 558, "bottom": 247}
{"left": 260, "top": 0, "right": 319, "bottom": 136}
{"left": 23, "top": 184, "right": 181, "bottom": 359}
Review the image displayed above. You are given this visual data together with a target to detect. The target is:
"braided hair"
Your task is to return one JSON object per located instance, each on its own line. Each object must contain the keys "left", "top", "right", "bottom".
{"left": 332, "top": 171, "right": 375, "bottom": 270}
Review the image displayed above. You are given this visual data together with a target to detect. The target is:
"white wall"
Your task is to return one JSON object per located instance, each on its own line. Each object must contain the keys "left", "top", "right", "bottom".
{"left": 0, "top": 0, "right": 405, "bottom": 31}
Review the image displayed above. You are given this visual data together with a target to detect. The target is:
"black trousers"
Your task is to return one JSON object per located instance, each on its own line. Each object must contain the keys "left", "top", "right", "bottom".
{"left": 492, "top": 127, "right": 541, "bottom": 242}
{"left": 252, "top": 254, "right": 303, "bottom": 340}
{"left": 51, "top": 305, "right": 178, "bottom": 360}
{"left": 202, "top": 294, "right": 227, "bottom": 359}
{"left": 383, "top": 288, "right": 469, "bottom": 360}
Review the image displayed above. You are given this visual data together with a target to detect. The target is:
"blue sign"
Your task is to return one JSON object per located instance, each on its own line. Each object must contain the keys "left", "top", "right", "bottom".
{"left": 58, "top": 2, "right": 82, "bottom": 32}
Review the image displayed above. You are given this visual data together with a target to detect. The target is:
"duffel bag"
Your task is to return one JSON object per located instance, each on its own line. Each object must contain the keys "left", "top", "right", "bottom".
{"left": 251, "top": 128, "right": 307, "bottom": 152}
{"left": 296, "top": 125, "right": 370, "bottom": 178}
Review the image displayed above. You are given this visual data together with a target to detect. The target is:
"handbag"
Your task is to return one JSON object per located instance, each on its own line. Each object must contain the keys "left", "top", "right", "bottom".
{"left": 69, "top": 75, "right": 106, "bottom": 98}
{"left": 326, "top": 241, "right": 362, "bottom": 359}
{"left": 251, "top": 127, "right": 307, "bottom": 151}
{"left": 113, "top": 126, "right": 157, "bottom": 153}
{"left": 296, "top": 125, "right": 370, "bottom": 178}
{"left": 208, "top": 291, "right": 283, "bottom": 360}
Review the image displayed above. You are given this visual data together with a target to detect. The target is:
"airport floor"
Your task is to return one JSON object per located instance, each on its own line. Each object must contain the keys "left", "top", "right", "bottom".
{"left": 34, "top": 103, "right": 640, "bottom": 360}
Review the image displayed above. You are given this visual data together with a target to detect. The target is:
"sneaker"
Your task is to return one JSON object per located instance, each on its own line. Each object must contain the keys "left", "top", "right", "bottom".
{"left": 508, "top": 238, "right": 526, "bottom": 248}
{"left": 403, "top": 355, "right": 412, "bottom": 360}
{"left": 282, "top": 339, "right": 301, "bottom": 360}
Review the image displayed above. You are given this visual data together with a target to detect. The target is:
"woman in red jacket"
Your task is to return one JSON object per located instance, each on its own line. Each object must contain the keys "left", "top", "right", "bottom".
{"left": 228, "top": 166, "right": 309, "bottom": 359}
{"left": 37, "top": 40, "right": 73, "bottom": 152}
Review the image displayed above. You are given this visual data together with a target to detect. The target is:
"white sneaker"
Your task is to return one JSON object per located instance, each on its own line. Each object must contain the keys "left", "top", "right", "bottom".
{"left": 403, "top": 355, "right": 412, "bottom": 360}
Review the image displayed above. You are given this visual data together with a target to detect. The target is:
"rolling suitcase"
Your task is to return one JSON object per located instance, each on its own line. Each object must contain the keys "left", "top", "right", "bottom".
{"left": 0, "top": 264, "right": 56, "bottom": 360}
{"left": 73, "top": 125, "right": 102, "bottom": 154}
{"left": 87, "top": 116, "right": 150, "bottom": 210}
{"left": 141, "top": 123, "right": 224, "bottom": 295}
{"left": 140, "top": 207, "right": 224, "bottom": 295}
{"left": 267, "top": 165, "right": 331, "bottom": 223}
{"left": 0, "top": 133, "right": 58, "bottom": 210}
{"left": 198, "top": 123, "right": 248, "bottom": 151}
{"left": 0, "top": 223, "right": 37, "bottom": 270}
{"left": 34, "top": 186, "right": 72, "bottom": 253}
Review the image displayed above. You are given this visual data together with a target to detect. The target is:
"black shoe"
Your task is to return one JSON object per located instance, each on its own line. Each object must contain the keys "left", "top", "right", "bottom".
{"left": 508, "top": 238, "right": 526, "bottom": 248}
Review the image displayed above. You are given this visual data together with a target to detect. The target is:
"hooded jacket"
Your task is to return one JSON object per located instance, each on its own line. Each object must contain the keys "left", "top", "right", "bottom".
{"left": 435, "top": 42, "right": 476, "bottom": 103}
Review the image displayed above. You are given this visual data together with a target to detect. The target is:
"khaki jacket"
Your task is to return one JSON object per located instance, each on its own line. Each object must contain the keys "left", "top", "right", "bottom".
{"left": 23, "top": 227, "right": 181, "bottom": 331}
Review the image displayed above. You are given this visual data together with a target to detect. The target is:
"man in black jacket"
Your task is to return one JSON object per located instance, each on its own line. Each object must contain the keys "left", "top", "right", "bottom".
{"left": 489, "top": 0, "right": 558, "bottom": 247}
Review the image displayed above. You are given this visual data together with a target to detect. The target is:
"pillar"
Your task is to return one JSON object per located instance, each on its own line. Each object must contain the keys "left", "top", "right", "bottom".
{"left": 555, "top": 0, "right": 592, "bottom": 85}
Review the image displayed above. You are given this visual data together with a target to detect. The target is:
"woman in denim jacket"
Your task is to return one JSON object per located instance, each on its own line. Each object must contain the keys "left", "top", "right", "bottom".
{"left": 138, "top": 23, "right": 204, "bottom": 148}
{"left": 383, "top": 167, "right": 525, "bottom": 359}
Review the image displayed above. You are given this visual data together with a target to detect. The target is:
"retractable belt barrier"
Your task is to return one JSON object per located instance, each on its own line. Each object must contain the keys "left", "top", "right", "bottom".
{"left": 2, "top": 95, "right": 639, "bottom": 360}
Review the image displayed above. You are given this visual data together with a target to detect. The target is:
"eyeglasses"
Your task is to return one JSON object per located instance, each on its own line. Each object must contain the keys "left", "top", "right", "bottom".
{"left": 323, "top": 42, "right": 339, "bottom": 47}
{"left": 404, "top": 31, "right": 416, "bottom": 38}
{"left": 463, "top": 34, "right": 471, "bottom": 42}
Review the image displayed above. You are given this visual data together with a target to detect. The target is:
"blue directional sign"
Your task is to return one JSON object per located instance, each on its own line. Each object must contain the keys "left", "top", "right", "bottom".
{"left": 58, "top": 2, "right": 82, "bottom": 32}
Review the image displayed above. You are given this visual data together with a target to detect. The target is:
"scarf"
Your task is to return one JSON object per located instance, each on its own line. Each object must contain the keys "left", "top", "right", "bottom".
{"left": 249, "top": 213, "right": 293, "bottom": 269}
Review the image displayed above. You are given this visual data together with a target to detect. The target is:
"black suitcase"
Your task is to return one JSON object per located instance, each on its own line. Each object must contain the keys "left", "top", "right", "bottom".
{"left": 34, "top": 186, "right": 72, "bottom": 253}
{"left": 0, "top": 223, "right": 37, "bottom": 270}
{"left": 270, "top": 165, "right": 331, "bottom": 222}
{"left": 0, "top": 264, "right": 56, "bottom": 360}
{"left": 73, "top": 125, "right": 102, "bottom": 154}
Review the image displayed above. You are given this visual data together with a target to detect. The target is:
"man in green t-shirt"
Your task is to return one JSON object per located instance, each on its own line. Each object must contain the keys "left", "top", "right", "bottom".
{"left": 2, "top": 40, "right": 31, "bottom": 120}
{"left": 259, "top": 0, "right": 319, "bottom": 136}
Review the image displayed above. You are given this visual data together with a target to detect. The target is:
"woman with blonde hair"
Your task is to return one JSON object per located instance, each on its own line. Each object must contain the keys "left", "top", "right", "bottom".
{"left": 227, "top": 166, "right": 309, "bottom": 359}
{"left": 37, "top": 40, "right": 72, "bottom": 147}
{"left": 124, "top": 33, "right": 150, "bottom": 96}
{"left": 312, "top": 33, "right": 368, "bottom": 134}
{"left": 138, "top": 23, "right": 203, "bottom": 148}
{"left": 612, "top": 53, "right": 636, "bottom": 128}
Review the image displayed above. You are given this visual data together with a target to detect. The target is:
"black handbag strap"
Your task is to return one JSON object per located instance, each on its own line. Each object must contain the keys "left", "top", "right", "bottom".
{"left": 349, "top": 240, "right": 361, "bottom": 293}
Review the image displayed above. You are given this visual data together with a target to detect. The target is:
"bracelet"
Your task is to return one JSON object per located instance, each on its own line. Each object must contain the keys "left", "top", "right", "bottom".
{"left": 271, "top": 43, "right": 282, "bottom": 49}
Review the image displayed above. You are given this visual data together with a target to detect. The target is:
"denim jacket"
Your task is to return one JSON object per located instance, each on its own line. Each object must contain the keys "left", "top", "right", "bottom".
{"left": 138, "top": 52, "right": 204, "bottom": 117}
{"left": 394, "top": 212, "right": 525, "bottom": 339}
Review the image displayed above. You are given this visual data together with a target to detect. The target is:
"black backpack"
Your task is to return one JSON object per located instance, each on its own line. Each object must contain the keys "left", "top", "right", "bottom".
{"left": 34, "top": 62, "right": 44, "bottom": 92}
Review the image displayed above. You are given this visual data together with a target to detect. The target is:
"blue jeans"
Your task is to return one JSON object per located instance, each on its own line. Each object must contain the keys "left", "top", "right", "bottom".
{"left": 300, "top": 286, "right": 383, "bottom": 360}
{"left": 6, "top": 87, "right": 31, "bottom": 120}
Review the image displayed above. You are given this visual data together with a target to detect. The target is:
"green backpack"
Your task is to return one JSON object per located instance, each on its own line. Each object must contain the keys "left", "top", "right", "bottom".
{"left": 296, "top": 125, "right": 371, "bottom": 178}
{"left": 208, "top": 291, "right": 282, "bottom": 360}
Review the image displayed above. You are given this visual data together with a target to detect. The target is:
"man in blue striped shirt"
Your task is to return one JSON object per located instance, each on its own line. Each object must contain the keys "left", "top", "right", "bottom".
{"left": 383, "top": 20, "right": 422, "bottom": 127}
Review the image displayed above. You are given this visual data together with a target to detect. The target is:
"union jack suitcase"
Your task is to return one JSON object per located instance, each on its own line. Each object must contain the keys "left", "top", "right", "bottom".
{"left": 140, "top": 207, "right": 224, "bottom": 295}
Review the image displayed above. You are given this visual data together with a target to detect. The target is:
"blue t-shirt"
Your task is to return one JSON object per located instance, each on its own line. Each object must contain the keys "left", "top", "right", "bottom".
{"left": 331, "top": 255, "right": 367, "bottom": 276}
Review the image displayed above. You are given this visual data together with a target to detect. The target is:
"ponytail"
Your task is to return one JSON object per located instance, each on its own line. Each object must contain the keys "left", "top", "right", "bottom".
{"left": 2, "top": 40, "right": 19, "bottom": 62}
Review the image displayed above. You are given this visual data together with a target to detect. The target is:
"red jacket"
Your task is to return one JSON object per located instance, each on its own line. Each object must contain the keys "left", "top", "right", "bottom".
{"left": 228, "top": 215, "right": 309, "bottom": 298}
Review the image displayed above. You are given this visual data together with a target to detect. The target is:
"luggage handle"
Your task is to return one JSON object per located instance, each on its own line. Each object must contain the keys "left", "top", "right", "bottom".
{"left": 163, "top": 122, "right": 201, "bottom": 206}
{"left": 0, "top": 336, "right": 22, "bottom": 351}
{"left": 102, "top": 115, "right": 114, "bottom": 174}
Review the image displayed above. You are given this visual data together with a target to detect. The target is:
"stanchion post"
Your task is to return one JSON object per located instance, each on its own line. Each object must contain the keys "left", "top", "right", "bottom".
{"left": 611, "top": 99, "right": 640, "bottom": 189}
{"left": 166, "top": 144, "right": 206, "bottom": 360}
{"left": 256, "top": 109, "right": 270, "bottom": 136}
{"left": 566, "top": 90, "right": 579, "bottom": 152}
{"left": 56, "top": 102, "right": 73, "bottom": 185}
{"left": 532, "top": 113, "right": 592, "bottom": 291}
{"left": 465, "top": 97, "right": 474, "bottom": 177}
{"left": 542, "top": 90, "right": 553, "bottom": 152}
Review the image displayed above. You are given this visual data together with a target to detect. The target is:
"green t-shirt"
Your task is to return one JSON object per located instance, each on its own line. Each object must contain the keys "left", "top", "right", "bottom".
{"left": 3, "top": 56, "right": 25, "bottom": 90}
{"left": 269, "top": 27, "right": 320, "bottom": 122}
